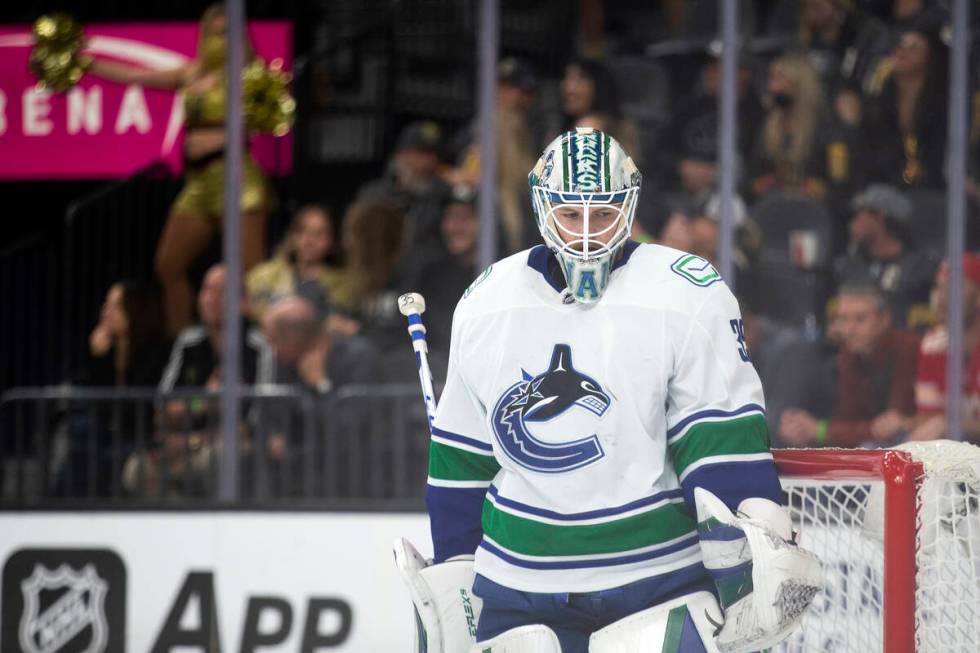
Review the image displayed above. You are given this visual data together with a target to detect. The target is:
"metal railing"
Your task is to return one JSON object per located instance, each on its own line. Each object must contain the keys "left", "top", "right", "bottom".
{"left": 0, "top": 384, "right": 430, "bottom": 510}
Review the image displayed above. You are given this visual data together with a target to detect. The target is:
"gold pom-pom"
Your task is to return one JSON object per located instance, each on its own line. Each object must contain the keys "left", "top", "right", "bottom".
{"left": 29, "top": 13, "right": 87, "bottom": 93}
{"left": 243, "top": 58, "right": 295, "bottom": 136}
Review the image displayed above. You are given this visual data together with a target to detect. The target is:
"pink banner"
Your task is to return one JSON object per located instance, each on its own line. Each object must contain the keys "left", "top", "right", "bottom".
{"left": 0, "top": 21, "right": 292, "bottom": 180}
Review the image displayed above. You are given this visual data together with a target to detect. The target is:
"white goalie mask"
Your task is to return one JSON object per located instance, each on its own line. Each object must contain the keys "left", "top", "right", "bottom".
{"left": 529, "top": 127, "right": 642, "bottom": 303}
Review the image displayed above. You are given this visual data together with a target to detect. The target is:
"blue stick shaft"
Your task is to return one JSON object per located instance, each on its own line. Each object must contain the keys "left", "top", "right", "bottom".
{"left": 404, "top": 310, "right": 438, "bottom": 427}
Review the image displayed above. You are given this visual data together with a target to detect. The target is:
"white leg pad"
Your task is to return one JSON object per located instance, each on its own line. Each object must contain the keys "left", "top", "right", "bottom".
{"left": 471, "top": 625, "right": 562, "bottom": 653}
{"left": 589, "top": 591, "right": 723, "bottom": 653}
{"left": 394, "top": 537, "right": 481, "bottom": 653}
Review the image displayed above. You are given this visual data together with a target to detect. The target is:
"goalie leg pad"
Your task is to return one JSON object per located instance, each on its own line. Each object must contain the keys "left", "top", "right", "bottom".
{"left": 470, "top": 625, "right": 562, "bottom": 653}
{"left": 588, "top": 591, "right": 722, "bottom": 653}
{"left": 394, "top": 537, "right": 482, "bottom": 653}
{"left": 694, "top": 488, "right": 823, "bottom": 653}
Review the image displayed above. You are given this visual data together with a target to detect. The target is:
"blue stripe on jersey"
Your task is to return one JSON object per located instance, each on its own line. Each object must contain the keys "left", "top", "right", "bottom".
{"left": 527, "top": 246, "right": 566, "bottom": 293}
{"left": 667, "top": 403, "right": 765, "bottom": 440}
{"left": 479, "top": 532, "right": 700, "bottom": 570}
{"left": 706, "top": 559, "right": 752, "bottom": 582}
{"left": 407, "top": 313, "right": 423, "bottom": 326}
{"left": 697, "top": 523, "right": 746, "bottom": 543}
{"left": 427, "top": 484, "right": 487, "bottom": 562}
{"left": 611, "top": 240, "right": 640, "bottom": 272}
{"left": 431, "top": 426, "right": 493, "bottom": 452}
{"left": 680, "top": 458, "right": 783, "bottom": 512}
{"left": 488, "top": 485, "right": 683, "bottom": 522}
{"left": 410, "top": 330, "right": 426, "bottom": 341}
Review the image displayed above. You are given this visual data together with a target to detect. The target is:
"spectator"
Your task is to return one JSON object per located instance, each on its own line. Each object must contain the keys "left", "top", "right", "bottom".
{"left": 357, "top": 120, "right": 451, "bottom": 268}
{"left": 159, "top": 263, "right": 275, "bottom": 392}
{"left": 794, "top": 0, "right": 874, "bottom": 157}
{"left": 780, "top": 282, "right": 920, "bottom": 447}
{"left": 257, "top": 295, "right": 381, "bottom": 496}
{"left": 860, "top": 25, "right": 949, "bottom": 189}
{"left": 559, "top": 57, "right": 641, "bottom": 166}
{"left": 83, "top": 280, "right": 171, "bottom": 388}
{"left": 649, "top": 198, "right": 696, "bottom": 251}
{"left": 749, "top": 53, "right": 847, "bottom": 200}
{"left": 741, "top": 299, "right": 834, "bottom": 447}
{"left": 246, "top": 204, "right": 343, "bottom": 322}
{"left": 121, "top": 400, "right": 215, "bottom": 498}
{"left": 681, "top": 192, "right": 761, "bottom": 288}
{"left": 263, "top": 295, "right": 380, "bottom": 396}
{"left": 862, "top": 0, "right": 948, "bottom": 50}
{"left": 833, "top": 183, "right": 939, "bottom": 329}
{"left": 330, "top": 199, "right": 414, "bottom": 371}
{"left": 445, "top": 57, "right": 539, "bottom": 254}
{"left": 145, "top": 264, "right": 273, "bottom": 497}
{"left": 417, "top": 185, "right": 480, "bottom": 366}
{"left": 908, "top": 255, "right": 980, "bottom": 442}
{"left": 656, "top": 46, "right": 763, "bottom": 200}
{"left": 797, "top": 0, "right": 872, "bottom": 98}
{"left": 58, "top": 281, "right": 172, "bottom": 496}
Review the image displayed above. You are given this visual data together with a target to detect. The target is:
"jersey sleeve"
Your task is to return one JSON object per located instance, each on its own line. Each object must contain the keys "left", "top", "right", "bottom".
{"left": 426, "top": 307, "right": 501, "bottom": 563}
{"left": 665, "top": 284, "right": 783, "bottom": 511}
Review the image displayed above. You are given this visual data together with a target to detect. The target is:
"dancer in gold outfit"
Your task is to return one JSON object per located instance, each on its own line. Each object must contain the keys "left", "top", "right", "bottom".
{"left": 83, "top": 4, "right": 273, "bottom": 335}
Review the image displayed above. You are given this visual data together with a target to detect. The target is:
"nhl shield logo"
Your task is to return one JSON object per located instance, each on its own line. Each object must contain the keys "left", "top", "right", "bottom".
{"left": 19, "top": 564, "right": 109, "bottom": 653}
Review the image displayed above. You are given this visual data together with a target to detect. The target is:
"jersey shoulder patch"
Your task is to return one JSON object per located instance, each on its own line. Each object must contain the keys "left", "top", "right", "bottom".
{"left": 669, "top": 253, "right": 722, "bottom": 287}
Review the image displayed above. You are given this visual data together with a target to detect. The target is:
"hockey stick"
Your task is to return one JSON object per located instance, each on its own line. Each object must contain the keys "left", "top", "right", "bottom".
{"left": 398, "top": 292, "right": 438, "bottom": 426}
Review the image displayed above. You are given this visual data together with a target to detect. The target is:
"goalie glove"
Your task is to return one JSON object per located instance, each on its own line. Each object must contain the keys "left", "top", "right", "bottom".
{"left": 393, "top": 538, "right": 481, "bottom": 653}
{"left": 694, "top": 488, "right": 823, "bottom": 653}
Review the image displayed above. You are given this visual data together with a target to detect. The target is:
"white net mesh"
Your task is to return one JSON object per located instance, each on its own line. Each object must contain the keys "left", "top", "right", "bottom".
{"left": 775, "top": 479, "right": 884, "bottom": 652}
{"left": 904, "top": 441, "right": 980, "bottom": 652}
{"left": 773, "top": 441, "right": 980, "bottom": 653}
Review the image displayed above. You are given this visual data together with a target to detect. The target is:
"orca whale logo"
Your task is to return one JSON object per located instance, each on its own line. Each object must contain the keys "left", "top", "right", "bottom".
{"left": 491, "top": 344, "right": 610, "bottom": 473}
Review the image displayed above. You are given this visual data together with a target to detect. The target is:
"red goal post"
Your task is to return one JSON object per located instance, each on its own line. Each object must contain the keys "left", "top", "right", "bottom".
{"left": 772, "top": 442, "right": 980, "bottom": 653}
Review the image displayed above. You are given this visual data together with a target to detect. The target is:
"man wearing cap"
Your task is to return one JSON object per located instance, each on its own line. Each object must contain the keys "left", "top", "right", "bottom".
{"left": 833, "top": 183, "right": 939, "bottom": 329}
{"left": 656, "top": 43, "right": 763, "bottom": 200}
{"left": 685, "top": 191, "right": 760, "bottom": 289}
{"left": 358, "top": 120, "right": 452, "bottom": 268}
{"left": 907, "top": 254, "right": 980, "bottom": 443}
{"left": 416, "top": 184, "right": 481, "bottom": 371}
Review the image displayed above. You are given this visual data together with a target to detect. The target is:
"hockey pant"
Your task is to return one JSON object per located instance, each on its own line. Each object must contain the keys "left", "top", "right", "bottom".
{"left": 472, "top": 566, "right": 716, "bottom": 653}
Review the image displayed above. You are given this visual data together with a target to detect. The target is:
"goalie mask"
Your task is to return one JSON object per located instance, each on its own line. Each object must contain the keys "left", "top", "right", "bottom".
{"left": 529, "top": 127, "right": 642, "bottom": 303}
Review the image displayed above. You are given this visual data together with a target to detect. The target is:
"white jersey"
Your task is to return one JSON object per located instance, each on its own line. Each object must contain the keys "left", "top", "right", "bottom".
{"left": 426, "top": 242, "right": 782, "bottom": 594}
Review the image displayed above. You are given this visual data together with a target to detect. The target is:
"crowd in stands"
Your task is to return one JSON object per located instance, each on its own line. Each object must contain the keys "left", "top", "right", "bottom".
{"left": 31, "top": 0, "right": 980, "bottom": 501}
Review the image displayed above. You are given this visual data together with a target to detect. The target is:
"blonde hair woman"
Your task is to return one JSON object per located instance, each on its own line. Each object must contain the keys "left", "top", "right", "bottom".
{"left": 84, "top": 4, "right": 272, "bottom": 335}
{"left": 751, "top": 54, "right": 830, "bottom": 198}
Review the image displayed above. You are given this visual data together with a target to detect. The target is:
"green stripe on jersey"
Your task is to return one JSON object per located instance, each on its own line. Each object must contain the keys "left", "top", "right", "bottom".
{"left": 428, "top": 440, "right": 500, "bottom": 482}
{"left": 482, "top": 498, "right": 696, "bottom": 557}
{"left": 662, "top": 606, "right": 688, "bottom": 653}
{"left": 717, "top": 566, "right": 754, "bottom": 608}
{"left": 669, "top": 414, "right": 770, "bottom": 478}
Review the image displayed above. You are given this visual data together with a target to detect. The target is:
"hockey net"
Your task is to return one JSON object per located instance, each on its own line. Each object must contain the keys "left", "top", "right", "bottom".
{"left": 772, "top": 441, "right": 980, "bottom": 653}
